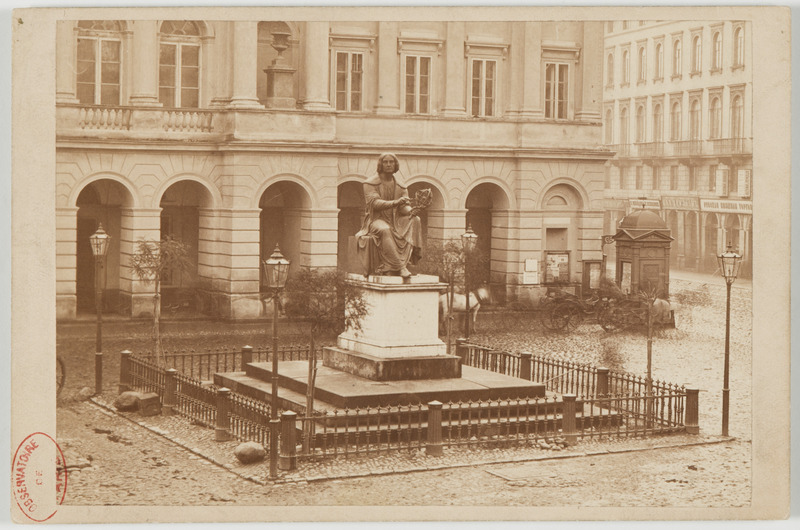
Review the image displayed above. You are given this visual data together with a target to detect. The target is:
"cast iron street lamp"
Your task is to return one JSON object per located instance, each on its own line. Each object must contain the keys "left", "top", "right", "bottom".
{"left": 89, "top": 223, "right": 111, "bottom": 396}
{"left": 717, "top": 243, "right": 742, "bottom": 437}
{"left": 262, "top": 244, "right": 290, "bottom": 480}
{"left": 461, "top": 225, "right": 478, "bottom": 338}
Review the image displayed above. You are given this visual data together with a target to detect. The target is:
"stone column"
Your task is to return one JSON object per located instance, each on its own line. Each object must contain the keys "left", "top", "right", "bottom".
{"left": 439, "top": 209, "right": 469, "bottom": 241}
{"left": 521, "top": 22, "right": 542, "bottom": 118}
{"left": 374, "top": 22, "right": 400, "bottom": 115}
{"left": 119, "top": 208, "right": 161, "bottom": 317}
{"left": 56, "top": 21, "right": 80, "bottom": 104}
{"left": 56, "top": 207, "right": 79, "bottom": 319}
{"left": 505, "top": 23, "right": 525, "bottom": 117}
{"left": 129, "top": 20, "right": 162, "bottom": 106}
{"left": 207, "top": 208, "right": 262, "bottom": 319}
{"left": 301, "top": 209, "right": 339, "bottom": 268}
{"left": 229, "top": 21, "right": 264, "bottom": 109}
{"left": 442, "top": 22, "right": 466, "bottom": 117}
{"left": 301, "top": 21, "right": 332, "bottom": 111}
{"left": 576, "top": 21, "right": 603, "bottom": 121}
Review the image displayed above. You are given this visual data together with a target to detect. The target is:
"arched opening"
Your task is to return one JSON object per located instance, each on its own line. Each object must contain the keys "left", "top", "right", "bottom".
{"left": 465, "top": 182, "right": 510, "bottom": 299}
{"left": 724, "top": 214, "right": 740, "bottom": 252}
{"left": 159, "top": 180, "right": 213, "bottom": 309}
{"left": 667, "top": 210, "right": 679, "bottom": 267}
{"left": 704, "top": 212, "right": 719, "bottom": 272}
{"left": 259, "top": 181, "right": 311, "bottom": 288}
{"left": 337, "top": 181, "right": 364, "bottom": 271}
{"left": 684, "top": 211, "right": 698, "bottom": 270}
{"left": 75, "top": 179, "right": 133, "bottom": 314}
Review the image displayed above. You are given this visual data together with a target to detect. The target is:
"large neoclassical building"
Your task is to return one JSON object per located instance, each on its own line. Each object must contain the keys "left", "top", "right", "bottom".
{"left": 56, "top": 19, "right": 611, "bottom": 320}
{"left": 602, "top": 20, "right": 753, "bottom": 277}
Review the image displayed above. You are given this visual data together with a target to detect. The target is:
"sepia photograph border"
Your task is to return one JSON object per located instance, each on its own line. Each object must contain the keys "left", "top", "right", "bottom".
{"left": 8, "top": 3, "right": 792, "bottom": 524}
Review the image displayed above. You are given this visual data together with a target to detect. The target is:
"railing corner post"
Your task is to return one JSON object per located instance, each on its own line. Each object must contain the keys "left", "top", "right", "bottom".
{"left": 520, "top": 351, "right": 533, "bottom": 381}
{"left": 597, "top": 367, "right": 610, "bottom": 397}
{"left": 119, "top": 350, "right": 132, "bottom": 393}
{"left": 426, "top": 400, "right": 444, "bottom": 456}
{"left": 241, "top": 345, "right": 253, "bottom": 368}
{"left": 455, "top": 338, "right": 467, "bottom": 363}
{"left": 561, "top": 393, "right": 578, "bottom": 444}
{"left": 162, "top": 368, "right": 178, "bottom": 416}
{"left": 685, "top": 387, "right": 700, "bottom": 435}
{"left": 215, "top": 387, "right": 231, "bottom": 442}
{"left": 279, "top": 410, "right": 298, "bottom": 470}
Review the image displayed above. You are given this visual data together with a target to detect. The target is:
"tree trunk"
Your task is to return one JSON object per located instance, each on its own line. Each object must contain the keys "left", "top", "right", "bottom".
{"left": 153, "top": 279, "right": 163, "bottom": 366}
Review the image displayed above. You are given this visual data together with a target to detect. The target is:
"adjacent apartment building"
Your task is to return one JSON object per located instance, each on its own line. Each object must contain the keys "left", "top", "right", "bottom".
{"left": 56, "top": 19, "right": 611, "bottom": 320}
{"left": 602, "top": 20, "right": 753, "bottom": 278}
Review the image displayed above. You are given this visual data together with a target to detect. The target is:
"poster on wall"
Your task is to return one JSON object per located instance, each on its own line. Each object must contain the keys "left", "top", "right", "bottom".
{"left": 621, "top": 261, "right": 632, "bottom": 294}
{"left": 545, "top": 252, "right": 569, "bottom": 283}
{"left": 588, "top": 262, "right": 602, "bottom": 289}
{"left": 522, "top": 258, "right": 539, "bottom": 285}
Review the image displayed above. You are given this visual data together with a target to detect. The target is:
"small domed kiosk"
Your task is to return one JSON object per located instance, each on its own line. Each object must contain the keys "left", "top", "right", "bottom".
{"left": 613, "top": 209, "right": 673, "bottom": 297}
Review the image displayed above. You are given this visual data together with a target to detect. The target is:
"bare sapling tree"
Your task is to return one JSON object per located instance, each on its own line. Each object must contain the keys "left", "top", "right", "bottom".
{"left": 129, "top": 236, "right": 194, "bottom": 365}
{"left": 283, "top": 268, "right": 368, "bottom": 453}
{"left": 636, "top": 283, "right": 666, "bottom": 427}
{"left": 415, "top": 239, "right": 463, "bottom": 354}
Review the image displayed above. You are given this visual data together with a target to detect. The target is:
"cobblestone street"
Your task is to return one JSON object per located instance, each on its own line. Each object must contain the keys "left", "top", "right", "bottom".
{"left": 55, "top": 272, "right": 755, "bottom": 510}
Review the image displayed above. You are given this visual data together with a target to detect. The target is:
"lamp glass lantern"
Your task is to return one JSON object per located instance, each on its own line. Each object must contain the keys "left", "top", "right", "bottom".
{"left": 461, "top": 225, "right": 478, "bottom": 254}
{"left": 89, "top": 223, "right": 111, "bottom": 259}
{"left": 263, "top": 245, "right": 291, "bottom": 291}
{"left": 717, "top": 244, "right": 742, "bottom": 284}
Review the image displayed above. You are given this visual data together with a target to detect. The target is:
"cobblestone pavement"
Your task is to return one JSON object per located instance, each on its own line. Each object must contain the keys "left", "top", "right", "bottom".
{"left": 55, "top": 273, "right": 757, "bottom": 510}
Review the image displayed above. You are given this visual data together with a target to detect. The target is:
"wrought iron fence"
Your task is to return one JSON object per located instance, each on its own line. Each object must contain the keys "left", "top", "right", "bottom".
{"left": 174, "top": 372, "right": 217, "bottom": 428}
{"left": 457, "top": 340, "right": 684, "bottom": 399}
{"left": 139, "top": 345, "right": 311, "bottom": 381}
{"left": 227, "top": 391, "right": 271, "bottom": 447}
{"left": 127, "top": 354, "right": 166, "bottom": 397}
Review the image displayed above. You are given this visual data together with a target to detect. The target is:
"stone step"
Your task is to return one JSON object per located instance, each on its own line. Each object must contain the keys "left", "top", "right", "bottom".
{"left": 237, "top": 361, "right": 546, "bottom": 409}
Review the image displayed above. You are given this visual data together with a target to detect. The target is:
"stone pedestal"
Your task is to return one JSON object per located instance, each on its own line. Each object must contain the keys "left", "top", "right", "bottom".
{"left": 264, "top": 65, "right": 296, "bottom": 109}
{"left": 324, "top": 274, "right": 461, "bottom": 380}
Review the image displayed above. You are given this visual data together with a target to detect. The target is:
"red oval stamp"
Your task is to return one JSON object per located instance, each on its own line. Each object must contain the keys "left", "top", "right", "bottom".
{"left": 12, "top": 432, "right": 68, "bottom": 522}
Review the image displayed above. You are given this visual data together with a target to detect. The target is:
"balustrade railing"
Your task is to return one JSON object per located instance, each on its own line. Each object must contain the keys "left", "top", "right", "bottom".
{"left": 78, "top": 106, "right": 132, "bottom": 130}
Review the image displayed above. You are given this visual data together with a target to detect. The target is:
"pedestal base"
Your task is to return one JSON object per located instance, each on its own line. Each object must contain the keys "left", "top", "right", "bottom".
{"left": 323, "top": 347, "right": 461, "bottom": 381}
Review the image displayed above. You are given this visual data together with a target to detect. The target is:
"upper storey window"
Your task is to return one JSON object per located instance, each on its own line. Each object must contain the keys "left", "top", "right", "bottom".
{"left": 405, "top": 55, "right": 431, "bottom": 114}
{"left": 733, "top": 26, "right": 745, "bottom": 67}
{"left": 76, "top": 20, "right": 123, "bottom": 106}
{"left": 544, "top": 62, "right": 568, "bottom": 119}
{"left": 672, "top": 38, "right": 682, "bottom": 77}
{"left": 470, "top": 58, "right": 496, "bottom": 117}
{"left": 159, "top": 21, "right": 202, "bottom": 108}
{"left": 335, "top": 51, "right": 364, "bottom": 111}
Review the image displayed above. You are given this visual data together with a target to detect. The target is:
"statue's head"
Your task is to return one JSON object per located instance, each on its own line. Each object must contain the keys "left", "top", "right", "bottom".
{"left": 377, "top": 153, "right": 399, "bottom": 174}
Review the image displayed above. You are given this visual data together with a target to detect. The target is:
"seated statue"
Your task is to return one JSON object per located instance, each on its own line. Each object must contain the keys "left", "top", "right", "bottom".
{"left": 356, "top": 153, "right": 423, "bottom": 278}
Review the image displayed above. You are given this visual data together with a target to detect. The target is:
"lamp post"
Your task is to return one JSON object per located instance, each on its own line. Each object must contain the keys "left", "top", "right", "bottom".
{"left": 262, "top": 244, "right": 290, "bottom": 480}
{"left": 461, "top": 225, "right": 478, "bottom": 338}
{"left": 89, "top": 223, "right": 111, "bottom": 396}
{"left": 717, "top": 242, "right": 742, "bottom": 437}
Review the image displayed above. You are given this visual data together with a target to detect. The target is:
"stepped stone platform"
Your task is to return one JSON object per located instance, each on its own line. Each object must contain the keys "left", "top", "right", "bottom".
{"left": 215, "top": 361, "right": 546, "bottom": 411}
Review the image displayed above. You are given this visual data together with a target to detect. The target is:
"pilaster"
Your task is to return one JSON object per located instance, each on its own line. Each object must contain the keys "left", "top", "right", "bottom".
{"left": 229, "top": 21, "right": 264, "bottom": 109}
{"left": 374, "top": 22, "right": 401, "bottom": 115}
{"left": 441, "top": 22, "right": 466, "bottom": 117}
{"left": 301, "top": 21, "right": 333, "bottom": 111}
{"left": 56, "top": 21, "right": 80, "bottom": 104}
{"left": 129, "top": 21, "right": 162, "bottom": 107}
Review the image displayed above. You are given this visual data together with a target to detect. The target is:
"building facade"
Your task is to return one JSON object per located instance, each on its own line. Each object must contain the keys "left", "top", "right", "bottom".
{"left": 602, "top": 20, "right": 753, "bottom": 278}
{"left": 56, "top": 19, "right": 610, "bottom": 320}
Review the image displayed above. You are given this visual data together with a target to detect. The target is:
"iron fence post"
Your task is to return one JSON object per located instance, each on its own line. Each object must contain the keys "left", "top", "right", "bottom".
{"left": 685, "top": 388, "right": 700, "bottom": 434}
{"left": 241, "top": 345, "right": 253, "bottom": 369}
{"left": 562, "top": 394, "right": 578, "bottom": 444}
{"left": 426, "top": 400, "right": 443, "bottom": 456}
{"left": 519, "top": 352, "right": 532, "bottom": 380}
{"left": 119, "top": 350, "right": 132, "bottom": 393}
{"left": 162, "top": 368, "right": 178, "bottom": 416}
{"left": 215, "top": 387, "right": 231, "bottom": 442}
{"left": 455, "top": 338, "right": 467, "bottom": 364}
{"left": 597, "top": 367, "right": 610, "bottom": 397}
{"left": 279, "top": 410, "right": 298, "bottom": 470}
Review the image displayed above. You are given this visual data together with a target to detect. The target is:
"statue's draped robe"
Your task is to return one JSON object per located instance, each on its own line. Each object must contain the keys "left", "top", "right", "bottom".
{"left": 356, "top": 174, "right": 422, "bottom": 274}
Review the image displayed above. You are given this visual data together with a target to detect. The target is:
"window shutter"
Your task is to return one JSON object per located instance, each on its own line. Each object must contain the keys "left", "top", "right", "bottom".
{"left": 737, "top": 169, "right": 751, "bottom": 198}
{"left": 716, "top": 168, "right": 728, "bottom": 197}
